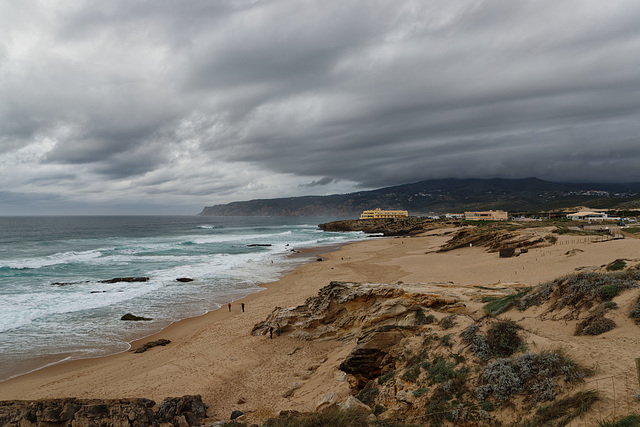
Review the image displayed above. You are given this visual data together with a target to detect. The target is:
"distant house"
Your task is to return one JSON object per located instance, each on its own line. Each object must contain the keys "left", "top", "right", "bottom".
{"left": 445, "top": 213, "right": 465, "bottom": 220}
{"left": 464, "top": 210, "right": 509, "bottom": 221}
{"left": 360, "top": 208, "right": 409, "bottom": 219}
{"left": 566, "top": 211, "right": 620, "bottom": 221}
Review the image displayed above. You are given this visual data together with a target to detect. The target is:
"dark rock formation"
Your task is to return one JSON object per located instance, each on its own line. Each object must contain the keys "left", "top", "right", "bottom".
{"left": 230, "top": 409, "right": 244, "bottom": 420}
{"left": 247, "top": 244, "right": 272, "bottom": 247}
{"left": 100, "top": 277, "right": 150, "bottom": 284}
{"left": 338, "top": 326, "right": 409, "bottom": 389}
{"left": 121, "top": 313, "right": 153, "bottom": 321}
{"left": 156, "top": 396, "right": 208, "bottom": 426}
{"left": 318, "top": 218, "right": 439, "bottom": 236}
{"left": 133, "top": 339, "right": 171, "bottom": 353}
{"left": 176, "top": 277, "right": 195, "bottom": 282}
{"left": 0, "top": 396, "right": 207, "bottom": 426}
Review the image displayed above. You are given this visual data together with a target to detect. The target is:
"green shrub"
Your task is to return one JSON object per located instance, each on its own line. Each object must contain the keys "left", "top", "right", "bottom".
{"left": 576, "top": 314, "right": 616, "bottom": 336}
{"left": 356, "top": 380, "right": 378, "bottom": 406}
{"left": 600, "top": 284, "right": 620, "bottom": 300}
{"left": 598, "top": 414, "right": 640, "bottom": 427}
{"left": 438, "top": 314, "right": 457, "bottom": 330}
{"left": 630, "top": 297, "right": 640, "bottom": 323}
{"left": 486, "top": 320, "right": 522, "bottom": 358}
{"left": 530, "top": 390, "right": 600, "bottom": 426}
{"left": 377, "top": 370, "right": 395, "bottom": 385}
{"left": 607, "top": 259, "right": 627, "bottom": 271}
{"left": 262, "top": 408, "right": 372, "bottom": 427}
{"left": 412, "top": 387, "right": 430, "bottom": 398}
{"left": 415, "top": 308, "right": 435, "bottom": 325}
{"left": 484, "top": 288, "right": 531, "bottom": 315}
{"left": 440, "top": 334, "right": 453, "bottom": 347}
{"left": 401, "top": 364, "right": 421, "bottom": 382}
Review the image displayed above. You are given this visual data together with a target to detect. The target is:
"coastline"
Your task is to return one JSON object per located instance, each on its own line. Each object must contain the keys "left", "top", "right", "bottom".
{"left": 0, "top": 240, "right": 353, "bottom": 384}
{"left": 2, "top": 229, "right": 640, "bottom": 424}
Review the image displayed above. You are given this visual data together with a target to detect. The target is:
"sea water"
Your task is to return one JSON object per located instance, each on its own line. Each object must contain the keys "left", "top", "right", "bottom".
{"left": 0, "top": 216, "right": 369, "bottom": 381}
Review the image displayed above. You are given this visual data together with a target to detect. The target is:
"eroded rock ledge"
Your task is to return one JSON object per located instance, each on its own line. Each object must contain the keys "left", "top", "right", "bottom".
{"left": 251, "top": 281, "right": 462, "bottom": 341}
{"left": 0, "top": 395, "right": 207, "bottom": 427}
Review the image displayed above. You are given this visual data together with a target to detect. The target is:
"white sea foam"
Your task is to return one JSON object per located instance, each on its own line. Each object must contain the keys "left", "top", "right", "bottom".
{"left": 0, "top": 250, "right": 103, "bottom": 270}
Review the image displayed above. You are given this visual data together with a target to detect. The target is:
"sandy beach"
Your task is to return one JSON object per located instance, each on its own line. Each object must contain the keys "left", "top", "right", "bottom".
{"left": 1, "top": 228, "right": 640, "bottom": 424}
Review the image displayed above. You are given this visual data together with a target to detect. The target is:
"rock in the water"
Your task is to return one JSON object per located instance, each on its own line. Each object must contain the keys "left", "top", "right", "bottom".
{"left": 176, "top": 278, "right": 194, "bottom": 283}
{"left": 100, "top": 277, "right": 149, "bottom": 284}
{"left": 121, "top": 313, "right": 152, "bottom": 321}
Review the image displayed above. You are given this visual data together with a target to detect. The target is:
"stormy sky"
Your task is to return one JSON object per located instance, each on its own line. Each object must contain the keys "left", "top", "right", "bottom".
{"left": 1, "top": 0, "right": 639, "bottom": 215}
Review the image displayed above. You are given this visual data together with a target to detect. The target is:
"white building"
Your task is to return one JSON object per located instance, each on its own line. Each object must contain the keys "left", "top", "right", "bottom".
{"left": 566, "top": 211, "right": 620, "bottom": 221}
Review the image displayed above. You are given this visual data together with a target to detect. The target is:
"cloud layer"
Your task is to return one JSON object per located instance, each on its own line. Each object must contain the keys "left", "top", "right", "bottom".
{"left": 1, "top": 0, "right": 639, "bottom": 214}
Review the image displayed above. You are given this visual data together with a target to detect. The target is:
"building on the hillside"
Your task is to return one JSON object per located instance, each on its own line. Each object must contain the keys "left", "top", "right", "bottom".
{"left": 566, "top": 211, "right": 620, "bottom": 221}
{"left": 360, "top": 208, "right": 409, "bottom": 219}
{"left": 464, "top": 210, "right": 509, "bottom": 221}
{"left": 445, "top": 213, "right": 465, "bottom": 220}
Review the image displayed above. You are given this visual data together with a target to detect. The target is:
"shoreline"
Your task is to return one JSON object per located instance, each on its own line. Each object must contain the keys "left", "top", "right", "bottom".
{"left": 2, "top": 229, "right": 639, "bottom": 424}
{"left": 0, "top": 240, "right": 355, "bottom": 385}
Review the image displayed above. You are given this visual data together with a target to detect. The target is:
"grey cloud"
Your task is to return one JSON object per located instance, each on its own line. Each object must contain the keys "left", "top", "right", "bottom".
{"left": 1, "top": 0, "right": 639, "bottom": 214}
{"left": 301, "top": 177, "right": 336, "bottom": 188}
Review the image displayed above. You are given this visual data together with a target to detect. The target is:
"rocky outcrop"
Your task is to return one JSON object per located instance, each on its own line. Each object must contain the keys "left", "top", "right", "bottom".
{"left": 318, "top": 218, "right": 439, "bottom": 236}
{"left": 0, "top": 395, "right": 207, "bottom": 426}
{"left": 438, "top": 226, "right": 548, "bottom": 252}
{"left": 338, "top": 326, "right": 410, "bottom": 389}
{"left": 251, "top": 281, "right": 461, "bottom": 340}
{"left": 133, "top": 339, "right": 171, "bottom": 353}
{"left": 100, "top": 277, "right": 150, "bottom": 284}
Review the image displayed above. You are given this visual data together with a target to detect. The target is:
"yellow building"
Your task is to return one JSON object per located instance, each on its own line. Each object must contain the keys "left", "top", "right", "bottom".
{"left": 360, "top": 208, "right": 409, "bottom": 219}
{"left": 464, "top": 210, "right": 509, "bottom": 221}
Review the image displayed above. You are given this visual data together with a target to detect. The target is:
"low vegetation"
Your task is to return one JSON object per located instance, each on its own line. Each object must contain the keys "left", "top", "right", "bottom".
{"left": 598, "top": 413, "right": 640, "bottom": 427}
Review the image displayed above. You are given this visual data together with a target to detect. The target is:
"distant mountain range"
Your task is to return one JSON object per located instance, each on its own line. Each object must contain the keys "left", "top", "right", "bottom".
{"left": 198, "top": 178, "right": 640, "bottom": 217}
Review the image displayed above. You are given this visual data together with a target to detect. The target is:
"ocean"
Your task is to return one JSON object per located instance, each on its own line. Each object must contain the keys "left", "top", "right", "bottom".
{"left": 0, "top": 216, "right": 369, "bottom": 382}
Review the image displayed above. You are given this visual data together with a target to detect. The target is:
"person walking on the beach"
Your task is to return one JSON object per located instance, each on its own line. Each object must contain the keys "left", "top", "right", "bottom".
{"left": 241, "top": 303, "right": 245, "bottom": 312}
{"left": 228, "top": 303, "right": 231, "bottom": 312}
{"left": 276, "top": 323, "right": 281, "bottom": 337}
{"left": 269, "top": 326, "right": 273, "bottom": 339}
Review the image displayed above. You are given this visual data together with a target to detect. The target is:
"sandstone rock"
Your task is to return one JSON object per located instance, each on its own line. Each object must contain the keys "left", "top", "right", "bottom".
{"left": 395, "top": 390, "right": 416, "bottom": 404}
{"left": 338, "top": 396, "right": 372, "bottom": 414}
{"left": 315, "top": 393, "right": 337, "bottom": 412}
{"left": 282, "top": 382, "right": 301, "bottom": 398}
{"left": 252, "top": 281, "right": 459, "bottom": 341}
{"left": 0, "top": 398, "right": 157, "bottom": 427}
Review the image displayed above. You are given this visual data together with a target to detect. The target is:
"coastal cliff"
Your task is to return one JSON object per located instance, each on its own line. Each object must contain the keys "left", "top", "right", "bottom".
{"left": 318, "top": 217, "right": 441, "bottom": 236}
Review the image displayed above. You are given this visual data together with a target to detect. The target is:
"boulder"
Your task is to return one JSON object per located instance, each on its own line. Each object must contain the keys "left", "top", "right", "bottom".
{"left": 176, "top": 278, "right": 194, "bottom": 283}
{"left": 99, "top": 277, "right": 149, "bottom": 284}
{"left": 339, "top": 396, "right": 372, "bottom": 414}
{"left": 230, "top": 410, "right": 244, "bottom": 420}
{"left": 156, "top": 395, "right": 208, "bottom": 426}
{"left": 121, "top": 313, "right": 152, "bottom": 321}
{"left": 133, "top": 339, "right": 171, "bottom": 353}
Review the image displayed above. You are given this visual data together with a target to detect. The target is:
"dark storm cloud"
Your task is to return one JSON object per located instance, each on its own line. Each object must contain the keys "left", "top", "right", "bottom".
{"left": 1, "top": 0, "right": 639, "bottom": 214}
{"left": 301, "top": 177, "right": 336, "bottom": 188}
